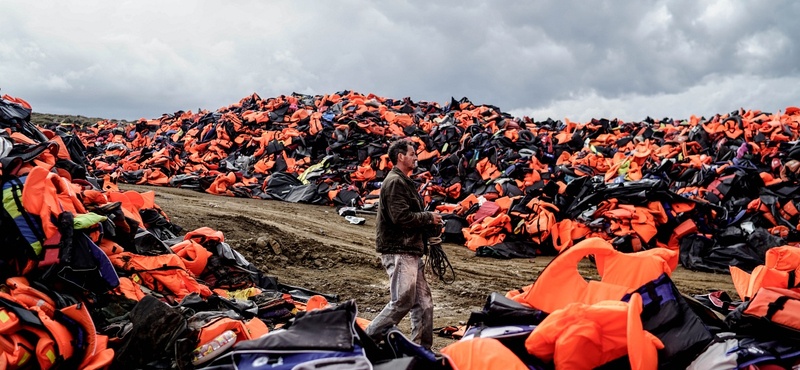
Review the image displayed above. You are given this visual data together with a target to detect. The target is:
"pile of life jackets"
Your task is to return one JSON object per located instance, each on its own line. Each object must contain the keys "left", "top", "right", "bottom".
{"left": 8, "top": 89, "right": 800, "bottom": 368}
{"left": 0, "top": 93, "right": 360, "bottom": 369}
{"left": 442, "top": 237, "right": 800, "bottom": 369}
{"left": 65, "top": 91, "right": 800, "bottom": 272}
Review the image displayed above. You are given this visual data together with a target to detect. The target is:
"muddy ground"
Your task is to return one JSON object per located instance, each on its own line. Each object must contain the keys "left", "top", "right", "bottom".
{"left": 120, "top": 184, "right": 737, "bottom": 352}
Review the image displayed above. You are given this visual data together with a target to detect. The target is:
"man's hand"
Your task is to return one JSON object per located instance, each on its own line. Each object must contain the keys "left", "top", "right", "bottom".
{"left": 430, "top": 211, "right": 443, "bottom": 224}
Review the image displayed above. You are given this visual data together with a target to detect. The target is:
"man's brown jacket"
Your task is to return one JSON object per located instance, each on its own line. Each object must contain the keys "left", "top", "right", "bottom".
{"left": 375, "top": 167, "right": 433, "bottom": 256}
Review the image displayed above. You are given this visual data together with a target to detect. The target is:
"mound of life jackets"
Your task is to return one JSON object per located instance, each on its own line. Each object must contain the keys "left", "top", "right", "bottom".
{"left": 59, "top": 89, "right": 800, "bottom": 272}
{"left": 8, "top": 89, "right": 800, "bottom": 368}
{"left": 1, "top": 94, "right": 392, "bottom": 369}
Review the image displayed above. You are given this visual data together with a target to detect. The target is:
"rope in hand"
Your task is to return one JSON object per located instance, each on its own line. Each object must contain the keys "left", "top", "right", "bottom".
{"left": 425, "top": 235, "right": 456, "bottom": 285}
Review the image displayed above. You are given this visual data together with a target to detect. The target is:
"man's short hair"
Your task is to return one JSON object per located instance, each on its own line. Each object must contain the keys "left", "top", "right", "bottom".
{"left": 388, "top": 139, "right": 413, "bottom": 165}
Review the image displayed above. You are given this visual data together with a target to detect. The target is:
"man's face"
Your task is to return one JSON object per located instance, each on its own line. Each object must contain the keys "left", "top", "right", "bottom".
{"left": 398, "top": 146, "right": 417, "bottom": 172}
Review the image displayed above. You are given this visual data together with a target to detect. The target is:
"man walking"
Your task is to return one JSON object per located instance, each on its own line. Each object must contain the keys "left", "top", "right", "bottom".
{"left": 365, "top": 139, "right": 442, "bottom": 349}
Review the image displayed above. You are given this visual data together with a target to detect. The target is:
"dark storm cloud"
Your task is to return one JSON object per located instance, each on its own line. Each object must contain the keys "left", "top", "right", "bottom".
{"left": 1, "top": 1, "right": 798, "bottom": 122}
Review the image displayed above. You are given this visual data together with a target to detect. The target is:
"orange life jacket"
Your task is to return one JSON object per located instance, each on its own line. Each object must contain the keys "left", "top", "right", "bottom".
{"left": 462, "top": 214, "right": 511, "bottom": 251}
{"left": 668, "top": 219, "right": 697, "bottom": 250}
{"left": 31, "top": 306, "right": 74, "bottom": 368}
{"left": 0, "top": 290, "right": 74, "bottom": 370}
{"left": 5, "top": 277, "right": 57, "bottom": 318}
{"left": 58, "top": 302, "right": 114, "bottom": 370}
{"left": 110, "top": 252, "right": 212, "bottom": 300}
{"left": 525, "top": 293, "right": 663, "bottom": 370}
{"left": 1, "top": 94, "right": 32, "bottom": 109}
{"left": 350, "top": 160, "right": 377, "bottom": 182}
{"left": 171, "top": 239, "right": 213, "bottom": 276}
{"left": 106, "top": 191, "right": 144, "bottom": 225}
{"left": 97, "top": 238, "right": 125, "bottom": 257}
{"left": 184, "top": 227, "right": 225, "bottom": 246}
{"left": 522, "top": 199, "right": 559, "bottom": 244}
{"left": 0, "top": 331, "right": 35, "bottom": 369}
{"left": 440, "top": 337, "right": 529, "bottom": 370}
{"left": 730, "top": 245, "right": 800, "bottom": 301}
{"left": 603, "top": 204, "right": 658, "bottom": 244}
{"left": 196, "top": 316, "right": 269, "bottom": 346}
{"left": 476, "top": 157, "right": 501, "bottom": 181}
{"left": 510, "top": 237, "right": 678, "bottom": 313}
{"left": 206, "top": 172, "right": 237, "bottom": 195}
{"left": 549, "top": 219, "right": 591, "bottom": 252}
{"left": 111, "top": 277, "right": 147, "bottom": 301}
{"left": 21, "top": 166, "right": 87, "bottom": 239}
{"left": 453, "top": 194, "right": 480, "bottom": 217}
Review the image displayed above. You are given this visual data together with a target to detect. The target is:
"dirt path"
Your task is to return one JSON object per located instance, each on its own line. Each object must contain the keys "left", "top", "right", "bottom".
{"left": 121, "top": 184, "right": 737, "bottom": 352}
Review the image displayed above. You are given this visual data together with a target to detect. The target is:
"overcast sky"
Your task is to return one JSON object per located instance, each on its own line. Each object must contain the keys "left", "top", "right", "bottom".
{"left": 2, "top": 1, "right": 799, "bottom": 123}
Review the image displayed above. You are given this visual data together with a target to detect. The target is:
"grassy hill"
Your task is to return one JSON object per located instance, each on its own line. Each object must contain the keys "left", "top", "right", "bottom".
{"left": 30, "top": 112, "right": 130, "bottom": 127}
